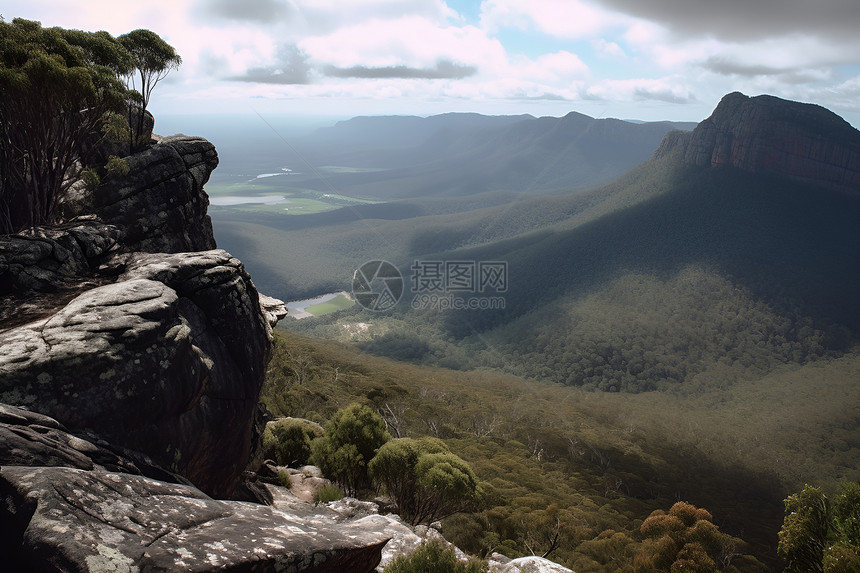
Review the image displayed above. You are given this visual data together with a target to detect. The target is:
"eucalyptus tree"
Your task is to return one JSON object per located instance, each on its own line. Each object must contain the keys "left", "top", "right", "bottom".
{"left": 118, "top": 29, "right": 181, "bottom": 152}
{"left": 0, "top": 18, "right": 131, "bottom": 233}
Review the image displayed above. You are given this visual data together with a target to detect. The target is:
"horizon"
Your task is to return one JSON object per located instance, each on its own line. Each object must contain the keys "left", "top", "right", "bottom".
{"left": 4, "top": 0, "right": 860, "bottom": 129}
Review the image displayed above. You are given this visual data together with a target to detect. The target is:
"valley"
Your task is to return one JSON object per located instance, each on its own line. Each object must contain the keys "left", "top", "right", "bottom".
{"left": 211, "top": 93, "right": 860, "bottom": 571}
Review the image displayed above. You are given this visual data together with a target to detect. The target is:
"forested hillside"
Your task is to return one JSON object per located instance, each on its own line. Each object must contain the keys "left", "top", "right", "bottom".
{"left": 258, "top": 93, "right": 860, "bottom": 571}
{"left": 263, "top": 329, "right": 860, "bottom": 571}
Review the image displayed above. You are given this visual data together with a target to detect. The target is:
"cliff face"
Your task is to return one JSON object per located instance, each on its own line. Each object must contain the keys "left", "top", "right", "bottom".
{"left": 58, "top": 135, "right": 219, "bottom": 253}
{"left": 657, "top": 92, "right": 860, "bottom": 193}
{"left": 0, "top": 132, "right": 392, "bottom": 572}
{"left": 0, "top": 135, "right": 269, "bottom": 498}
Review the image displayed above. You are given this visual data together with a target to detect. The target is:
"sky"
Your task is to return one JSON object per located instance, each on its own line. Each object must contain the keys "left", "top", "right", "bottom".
{"left": 4, "top": 0, "right": 860, "bottom": 127}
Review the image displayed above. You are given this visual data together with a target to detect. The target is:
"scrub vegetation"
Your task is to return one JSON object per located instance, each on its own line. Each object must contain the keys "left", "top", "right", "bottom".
{"left": 261, "top": 329, "right": 860, "bottom": 571}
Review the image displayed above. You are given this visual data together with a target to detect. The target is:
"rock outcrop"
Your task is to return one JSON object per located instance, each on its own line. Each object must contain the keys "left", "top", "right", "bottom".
{"left": 1, "top": 466, "right": 388, "bottom": 573}
{"left": 58, "top": 135, "right": 218, "bottom": 253}
{"left": 656, "top": 92, "right": 860, "bottom": 193}
{"left": 0, "top": 248, "right": 274, "bottom": 498}
{"left": 0, "top": 219, "right": 120, "bottom": 296}
{"left": 0, "top": 125, "right": 390, "bottom": 571}
{"left": 0, "top": 404, "right": 388, "bottom": 573}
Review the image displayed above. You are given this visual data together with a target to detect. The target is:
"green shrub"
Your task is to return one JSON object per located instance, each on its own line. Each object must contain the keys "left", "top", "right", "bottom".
{"left": 263, "top": 417, "right": 323, "bottom": 467}
{"left": 778, "top": 482, "right": 860, "bottom": 573}
{"left": 105, "top": 155, "right": 130, "bottom": 178}
{"left": 370, "top": 437, "right": 479, "bottom": 525}
{"left": 314, "top": 484, "right": 345, "bottom": 505}
{"left": 384, "top": 539, "right": 487, "bottom": 573}
{"left": 310, "top": 402, "right": 390, "bottom": 495}
{"left": 81, "top": 167, "right": 101, "bottom": 190}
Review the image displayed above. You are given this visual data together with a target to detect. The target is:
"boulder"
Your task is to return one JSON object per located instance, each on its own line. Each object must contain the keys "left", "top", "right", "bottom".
{"left": 58, "top": 135, "right": 219, "bottom": 253}
{"left": 0, "top": 249, "right": 273, "bottom": 498}
{"left": 0, "top": 219, "right": 120, "bottom": 295}
{"left": 488, "top": 556, "right": 575, "bottom": 573}
{"left": 0, "top": 403, "right": 141, "bottom": 475}
{"left": 286, "top": 467, "right": 333, "bottom": 503}
{"left": 0, "top": 465, "right": 388, "bottom": 573}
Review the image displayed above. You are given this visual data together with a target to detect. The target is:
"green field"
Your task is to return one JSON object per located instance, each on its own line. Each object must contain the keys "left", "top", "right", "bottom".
{"left": 204, "top": 174, "right": 381, "bottom": 216}
{"left": 304, "top": 293, "right": 355, "bottom": 316}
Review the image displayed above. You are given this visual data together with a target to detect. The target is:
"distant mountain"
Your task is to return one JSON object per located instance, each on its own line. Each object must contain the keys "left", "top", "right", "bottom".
{"left": 216, "top": 93, "right": 859, "bottom": 334}
{"left": 418, "top": 93, "right": 860, "bottom": 386}
{"left": 258, "top": 93, "right": 860, "bottom": 390}
{"left": 296, "top": 112, "right": 697, "bottom": 198}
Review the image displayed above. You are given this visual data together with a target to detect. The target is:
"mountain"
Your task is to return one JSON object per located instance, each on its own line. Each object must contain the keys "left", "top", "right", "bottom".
{"left": 657, "top": 91, "right": 860, "bottom": 193}
{"left": 274, "top": 93, "right": 860, "bottom": 392}
{"left": 287, "top": 112, "right": 697, "bottom": 199}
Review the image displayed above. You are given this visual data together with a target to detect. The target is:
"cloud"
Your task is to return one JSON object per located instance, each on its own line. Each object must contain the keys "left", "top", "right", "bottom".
{"left": 198, "top": 0, "right": 292, "bottom": 23}
{"left": 324, "top": 60, "right": 477, "bottom": 79}
{"left": 229, "top": 44, "right": 311, "bottom": 84}
{"left": 595, "top": 0, "right": 860, "bottom": 42}
{"left": 480, "top": 0, "right": 632, "bottom": 38}
{"left": 299, "top": 16, "right": 506, "bottom": 70}
{"left": 584, "top": 78, "right": 697, "bottom": 104}
{"left": 633, "top": 86, "right": 696, "bottom": 104}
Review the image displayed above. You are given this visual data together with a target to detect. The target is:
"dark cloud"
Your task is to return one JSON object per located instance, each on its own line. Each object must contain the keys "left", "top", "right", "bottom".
{"left": 596, "top": 0, "right": 860, "bottom": 42}
{"left": 633, "top": 88, "right": 696, "bottom": 104}
{"left": 513, "top": 92, "right": 569, "bottom": 101}
{"left": 200, "top": 0, "right": 291, "bottom": 23}
{"left": 702, "top": 58, "right": 788, "bottom": 77}
{"left": 230, "top": 45, "right": 311, "bottom": 84}
{"left": 702, "top": 58, "right": 830, "bottom": 84}
{"left": 323, "top": 60, "right": 477, "bottom": 80}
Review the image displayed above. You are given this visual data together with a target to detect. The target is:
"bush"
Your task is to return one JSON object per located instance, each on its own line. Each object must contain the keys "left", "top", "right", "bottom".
{"left": 80, "top": 167, "right": 101, "bottom": 191}
{"left": 310, "top": 402, "right": 390, "bottom": 495}
{"left": 384, "top": 539, "right": 487, "bottom": 573}
{"left": 635, "top": 501, "right": 765, "bottom": 572}
{"left": 314, "top": 484, "right": 345, "bottom": 505}
{"left": 105, "top": 155, "right": 130, "bottom": 178}
{"left": 263, "top": 417, "right": 323, "bottom": 467}
{"left": 369, "top": 437, "right": 479, "bottom": 525}
{"left": 778, "top": 482, "right": 860, "bottom": 573}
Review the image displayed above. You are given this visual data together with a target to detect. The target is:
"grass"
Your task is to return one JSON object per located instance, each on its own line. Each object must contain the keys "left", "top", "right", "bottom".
{"left": 305, "top": 293, "right": 355, "bottom": 316}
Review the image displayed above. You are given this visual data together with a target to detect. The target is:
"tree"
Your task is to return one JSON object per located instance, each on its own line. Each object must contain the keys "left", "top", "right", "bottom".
{"left": 310, "top": 402, "right": 390, "bottom": 496}
{"left": 634, "top": 501, "right": 766, "bottom": 573}
{"left": 778, "top": 482, "right": 860, "bottom": 573}
{"left": 369, "top": 437, "right": 479, "bottom": 525}
{"left": 118, "top": 29, "right": 181, "bottom": 152}
{"left": 0, "top": 19, "right": 131, "bottom": 233}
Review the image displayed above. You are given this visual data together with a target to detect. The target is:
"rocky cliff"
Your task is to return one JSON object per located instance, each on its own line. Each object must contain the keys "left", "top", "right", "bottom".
{"left": 0, "top": 132, "right": 390, "bottom": 572}
{"left": 656, "top": 92, "right": 860, "bottom": 193}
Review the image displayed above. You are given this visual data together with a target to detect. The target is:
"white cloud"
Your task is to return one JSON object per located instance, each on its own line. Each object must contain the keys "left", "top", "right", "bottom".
{"left": 298, "top": 16, "right": 504, "bottom": 70}
{"left": 593, "top": 38, "right": 626, "bottom": 59}
{"left": 512, "top": 51, "right": 590, "bottom": 82}
{"left": 4, "top": 0, "right": 860, "bottom": 126}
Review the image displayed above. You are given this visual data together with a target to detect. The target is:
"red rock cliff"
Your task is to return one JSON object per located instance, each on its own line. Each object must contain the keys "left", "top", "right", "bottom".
{"left": 657, "top": 92, "right": 860, "bottom": 193}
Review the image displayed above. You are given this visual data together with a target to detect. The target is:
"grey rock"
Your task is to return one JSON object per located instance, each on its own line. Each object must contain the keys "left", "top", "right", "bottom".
{"left": 340, "top": 513, "right": 466, "bottom": 572}
{"left": 259, "top": 293, "right": 290, "bottom": 327}
{"left": 58, "top": 136, "right": 219, "bottom": 253}
{"left": 0, "top": 249, "right": 276, "bottom": 498}
{"left": 488, "top": 556, "right": 575, "bottom": 573}
{"left": 0, "top": 220, "right": 121, "bottom": 294}
{"left": 0, "top": 465, "right": 388, "bottom": 573}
